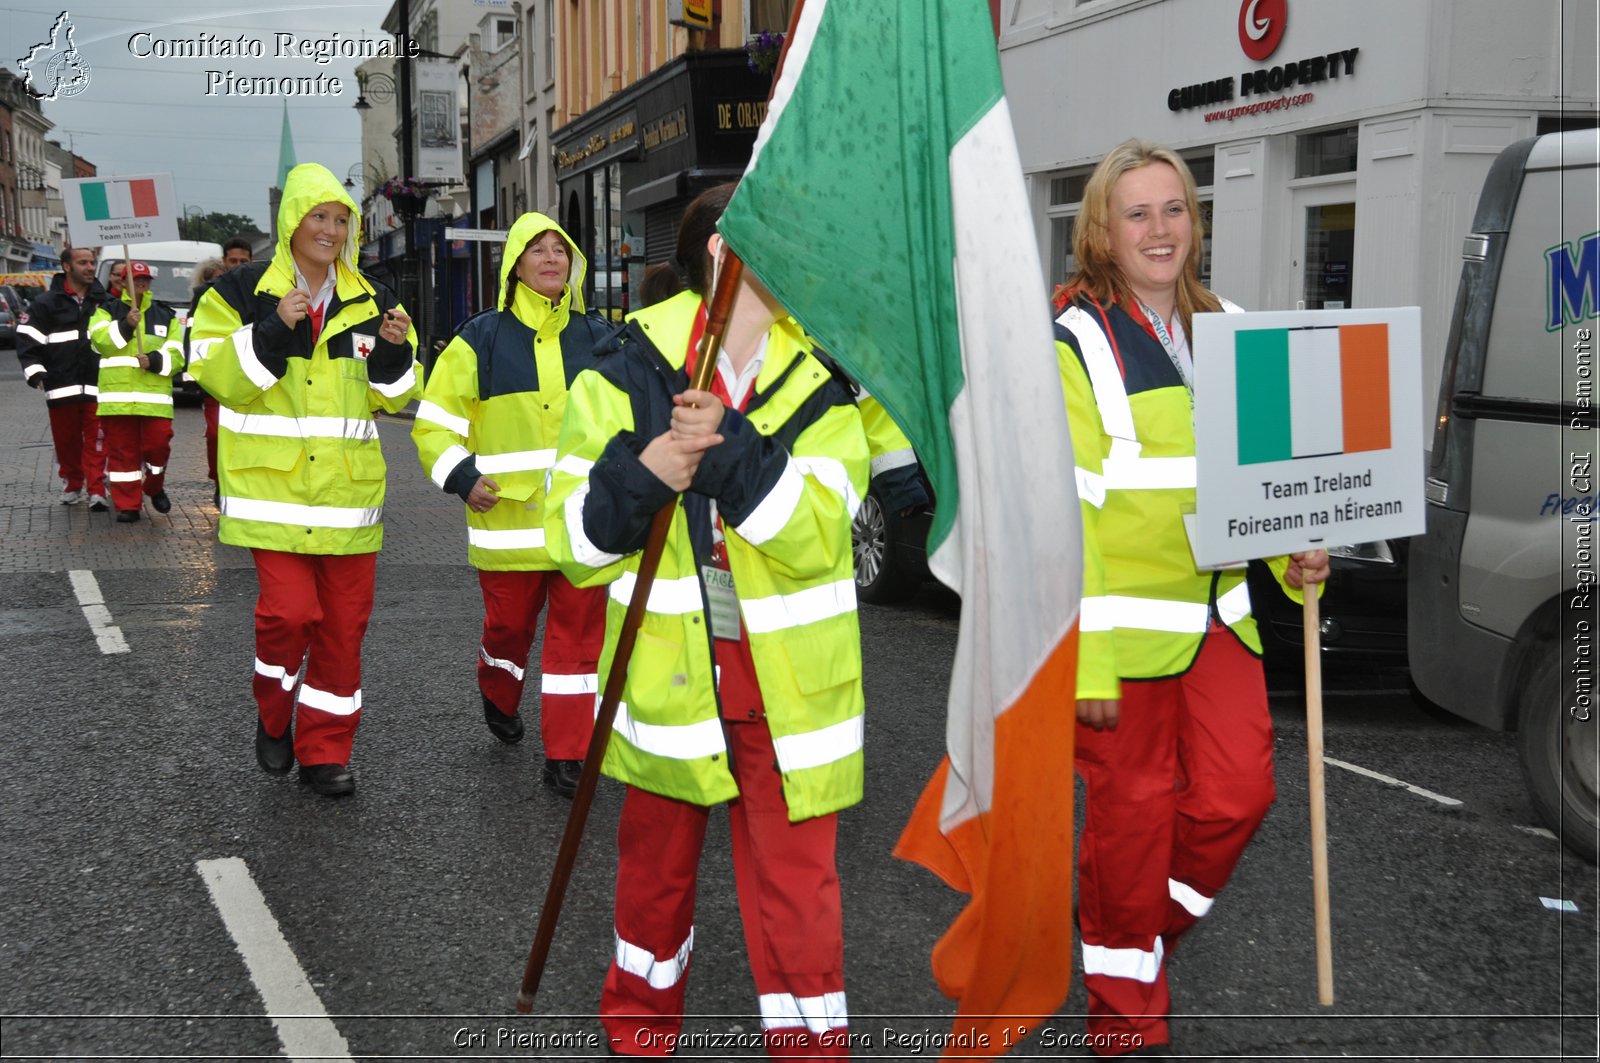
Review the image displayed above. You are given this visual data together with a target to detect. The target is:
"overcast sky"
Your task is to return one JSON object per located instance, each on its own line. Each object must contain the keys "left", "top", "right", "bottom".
{"left": 5, "top": 0, "right": 404, "bottom": 233}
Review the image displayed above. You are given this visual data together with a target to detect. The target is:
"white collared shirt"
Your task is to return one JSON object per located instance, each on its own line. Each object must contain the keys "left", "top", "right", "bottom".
{"left": 716, "top": 332, "right": 769, "bottom": 410}
{"left": 293, "top": 265, "right": 337, "bottom": 318}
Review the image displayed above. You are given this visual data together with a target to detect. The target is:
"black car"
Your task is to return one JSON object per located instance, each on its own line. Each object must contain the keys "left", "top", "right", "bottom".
{"left": 1247, "top": 539, "right": 1409, "bottom": 667}
{"left": 851, "top": 469, "right": 935, "bottom": 603}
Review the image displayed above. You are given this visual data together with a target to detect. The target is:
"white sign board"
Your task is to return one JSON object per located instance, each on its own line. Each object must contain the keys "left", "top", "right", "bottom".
{"left": 1192, "top": 307, "right": 1425, "bottom": 565}
{"left": 444, "top": 227, "right": 508, "bottom": 243}
{"left": 62, "top": 173, "right": 179, "bottom": 246}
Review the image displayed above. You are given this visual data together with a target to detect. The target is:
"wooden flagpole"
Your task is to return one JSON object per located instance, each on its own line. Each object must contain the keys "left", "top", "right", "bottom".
{"left": 1303, "top": 589, "right": 1335, "bottom": 1005}
{"left": 121, "top": 244, "right": 145, "bottom": 363}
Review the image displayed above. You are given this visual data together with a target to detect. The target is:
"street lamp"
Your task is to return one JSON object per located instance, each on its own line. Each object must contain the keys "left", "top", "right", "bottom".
{"left": 343, "top": 163, "right": 366, "bottom": 198}
{"left": 351, "top": 71, "right": 396, "bottom": 112}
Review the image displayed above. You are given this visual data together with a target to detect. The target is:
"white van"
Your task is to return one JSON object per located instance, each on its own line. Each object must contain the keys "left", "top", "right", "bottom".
{"left": 1409, "top": 127, "right": 1599, "bottom": 862}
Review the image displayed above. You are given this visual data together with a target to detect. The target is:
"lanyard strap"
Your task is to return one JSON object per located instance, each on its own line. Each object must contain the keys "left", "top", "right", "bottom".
{"left": 1135, "top": 298, "right": 1193, "bottom": 406}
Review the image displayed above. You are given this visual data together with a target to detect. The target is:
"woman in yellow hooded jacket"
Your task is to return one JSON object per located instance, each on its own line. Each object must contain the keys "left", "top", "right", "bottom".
{"left": 411, "top": 213, "right": 612, "bottom": 797}
{"left": 189, "top": 162, "right": 420, "bottom": 798}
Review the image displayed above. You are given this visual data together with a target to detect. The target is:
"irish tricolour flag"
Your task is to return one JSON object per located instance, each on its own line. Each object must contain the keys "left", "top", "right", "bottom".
{"left": 719, "top": 0, "right": 1078, "bottom": 1051}
{"left": 78, "top": 178, "right": 161, "bottom": 222}
{"left": 1236, "top": 323, "right": 1392, "bottom": 464}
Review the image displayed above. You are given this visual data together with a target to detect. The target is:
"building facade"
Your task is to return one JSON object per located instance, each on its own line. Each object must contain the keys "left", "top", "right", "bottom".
{"left": 1000, "top": 0, "right": 1599, "bottom": 429}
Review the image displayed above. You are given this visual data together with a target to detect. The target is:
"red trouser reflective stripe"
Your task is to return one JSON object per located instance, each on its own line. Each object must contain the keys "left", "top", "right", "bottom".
{"left": 1074, "top": 624, "right": 1276, "bottom": 1054}
{"left": 250, "top": 550, "right": 376, "bottom": 767}
{"left": 602, "top": 722, "right": 848, "bottom": 1058}
{"left": 101, "top": 414, "right": 173, "bottom": 511}
{"left": 48, "top": 401, "right": 104, "bottom": 495}
{"left": 477, "top": 569, "right": 605, "bottom": 760}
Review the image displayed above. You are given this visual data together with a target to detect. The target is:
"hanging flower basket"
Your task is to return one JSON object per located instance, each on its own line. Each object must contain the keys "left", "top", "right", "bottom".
{"left": 380, "top": 176, "right": 430, "bottom": 218}
{"left": 746, "top": 30, "right": 785, "bottom": 75}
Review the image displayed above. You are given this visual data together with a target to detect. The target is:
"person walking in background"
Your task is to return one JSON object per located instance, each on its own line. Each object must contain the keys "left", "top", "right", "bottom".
{"left": 544, "top": 184, "right": 869, "bottom": 1057}
{"left": 184, "top": 253, "right": 234, "bottom": 507}
{"left": 1054, "top": 138, "right": 1329, "bottom": 1057}
{"left": 411, "top": 213, "right": 611, "bottom": 798}
{"left": 189, "top": 163, "right": 419, "bottom": 798}
{"left": 87, "top": 260, "right": 185, "bottom": 523}
{"left": 16, "top": 246, "right": 112, "bottom": 511}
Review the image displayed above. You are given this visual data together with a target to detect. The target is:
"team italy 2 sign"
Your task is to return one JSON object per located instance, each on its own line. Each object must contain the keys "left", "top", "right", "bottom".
{"left": 1191, "top": 307, "right": 1425, "bottom": 566}
{"left": 62, "top": 172, "right": 179, "bottom": 246}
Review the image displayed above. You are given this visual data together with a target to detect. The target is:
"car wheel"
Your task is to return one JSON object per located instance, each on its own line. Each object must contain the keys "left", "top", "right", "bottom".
{"left": 852, "top": 489, "right": 914, "bottom": 604}
{"left": 1517, "top": 639, "right": 1599, "bottom": 864}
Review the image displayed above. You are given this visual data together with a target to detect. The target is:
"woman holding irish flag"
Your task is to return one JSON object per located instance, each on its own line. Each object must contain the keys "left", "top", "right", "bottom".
{"left": 1053, "top": 138, "right": 1328, "bottom": 1058}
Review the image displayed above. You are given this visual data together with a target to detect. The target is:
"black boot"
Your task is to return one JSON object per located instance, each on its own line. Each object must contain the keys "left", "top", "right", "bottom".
{"left": 298, "top": 763, "right": 355, "bottom": 797}
{"left": 542, "top": 758, "right": 582, "bottom": 799}
{"left": 254, "top": 719, "right": 293, "bottom": 775}
{"left": 482, "top": 694, "right": 525, "bottom": 744}
{"left": 150, "top": 491, "right": 171, "bottom": 514}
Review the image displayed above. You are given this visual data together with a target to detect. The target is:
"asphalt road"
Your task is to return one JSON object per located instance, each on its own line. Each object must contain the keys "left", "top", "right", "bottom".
{"left": 0, "top": 358, "right": 1595, "bottom": 1061}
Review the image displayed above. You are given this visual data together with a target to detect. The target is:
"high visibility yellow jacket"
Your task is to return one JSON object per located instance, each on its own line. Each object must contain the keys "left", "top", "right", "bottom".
{"left": 88, "top": 289, "right": 185, "bottom": 418}
{"left": 188, "top": 163, "right": 420, "bottom": 555}
{"left": 544, "top": 290, "right": 870, "bottom": 821}
{"left": 411, "top": 212, "right": 613, "bottom": 570}
{"left": 1056, "top": 294, "right": 1312, "bottom": 700}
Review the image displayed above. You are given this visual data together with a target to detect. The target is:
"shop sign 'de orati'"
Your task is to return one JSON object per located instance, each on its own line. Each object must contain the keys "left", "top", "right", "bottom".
{"left": 1166, "top": 0, "right": 1359, "bottom": 115}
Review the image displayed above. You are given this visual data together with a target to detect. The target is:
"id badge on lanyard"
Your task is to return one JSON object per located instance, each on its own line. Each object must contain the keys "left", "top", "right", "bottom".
{"left": 1137, "top": 298, "right": 1193, "bottom": 407}
{"left": 700, "top": 563, "right": 742, "bottom": 640}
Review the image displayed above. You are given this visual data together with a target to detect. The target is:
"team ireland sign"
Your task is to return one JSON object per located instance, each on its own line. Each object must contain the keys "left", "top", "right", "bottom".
{"left": 1191, "top": 307, "right": 1425, "bottom": 566}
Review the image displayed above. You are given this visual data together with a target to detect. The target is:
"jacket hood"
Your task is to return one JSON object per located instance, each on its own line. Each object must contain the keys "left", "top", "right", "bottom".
{"left": 499, "top": 212, "right": 586, "bottom": 314}
{"left": 275, "top": 163, "right": 362, "bottom": 282}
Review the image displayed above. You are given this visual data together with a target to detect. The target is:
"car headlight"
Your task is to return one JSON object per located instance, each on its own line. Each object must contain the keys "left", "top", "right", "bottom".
{"left": 1325, "top": 540, "right": 1396, "bottom": 564}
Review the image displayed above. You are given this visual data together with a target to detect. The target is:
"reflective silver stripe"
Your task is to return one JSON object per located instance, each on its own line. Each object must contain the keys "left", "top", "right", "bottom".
{"left": 218, "top": 407, "right": 377, "bottom": 441}
{"left": 467, "top": 526, "right": 546, "bottom": 550}
{"left": 741, "top": 578, "right": 856, "bottom": 635}
{"left": 415, "top": 400, "right": 471, "bottom": 436}
{"left": 1059, "top": 305, "right": 1137, "bottom": 443}
{"left": 477, "top": 448, "right": 558, "bottom": 474}
{"left": 614, "top": 928, "right": 693, "bottom": 990}
{"left": 564, "top": 482, "right": 623, "bottom": 568}
{"left": 554, "top": 454, "right": 594, "bottom": 478}
{"left": 430, "top": 444, "right": 471, "bottom": 489}
{"left": 1075, "top": 467, "right": 1106, "bottom": 509}
{"left": 869, "top": 447, "right": 915, "bottom": 476}
{"left": 611, "top": 699, "right": 727, "bottom": 760}
{"left": 46, "top": 385, "right": 90, "bottom": 400}
{"left": 760, "top": 990, "right": 849, "bottom": 1034}
{"left": 223, "top": 497, "right": 382, "bottom": 529}
{"left": 17, "top": 324, "right": 48, "bottom": 344}
{"left": 795, "top": 455, "right": 861, "bottom": 519}
{"left": 99, "top": 356, "right": 143, "bottom": 369}
{"left": 145, "top": 464, "right": 165, "bottom": 475}
{"left": 87, "top": 318, "right": 114, "bottom": 339}
{"left": 30, "top": 328, "right": 82, "bottom": 344}
{"left": 609, "top": 571, "right": 704, "bottom": 615}
{"left": 479, "top": 644, "right": 525, "bottom": 682}
{"left": 189, "top": 337, "right": 223, "bottom": 364}
{"left": 23, "top": 363, "right": 44, "bottom": 379}
{"left": 371, "top": 364, "right": 416, "bottom": 398}
{"left": 1102, "top": 455, "right": 1197, "bottom": 491}
{"left": 541, "top": 671, "right": 598, "bottom": 696}
{"left": 1082, "top": 595, "right": 1209, "bottom": 634}
{"left": 107, "top": 470, "right": 144, "bottom": 482}
{"left": 772, "top": 715, "right": 863, "bottom": 774}
{"left": 1082, "top": 938, "right": 1163, "bottom": 983}
{"left": 253, "top": 656, "right": 299, "bottom": 692}
{"left": 734, "top": 458, "right": 805, "bottom": 546}
{"left": 1170, "top": 878, "right": 1214, "bottom": 918}
{"left": 98, "top": 391, "right": 173, "bottom": 406}
{"left": 297, "top": 682, "right": 362, "bottom": 716}
{"left": 234, "top": 322, "right": 280, "bottom": 391}
{"left": 1216, "top": 581, "right": 1253, "bottom": 625}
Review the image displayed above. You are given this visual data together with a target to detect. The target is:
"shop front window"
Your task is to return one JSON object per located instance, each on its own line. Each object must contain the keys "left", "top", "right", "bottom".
{"left": 1302, "top": 202, "right": 1356, "bottom": 309}
{"left": 590, "top": 162, "right": 626, "bottom": 319}
{"left": 1296, "top": 126, "right": 1358, "bottom": 178}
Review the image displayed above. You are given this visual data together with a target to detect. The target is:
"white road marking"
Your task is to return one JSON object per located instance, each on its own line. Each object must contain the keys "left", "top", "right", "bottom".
{"left": 1539, "top": 896, "right": 1580, "bottom": 912}
{"left": 1323, "top": 755, "right": 1464, "bottom": 806}
{"left": 196, "top": 858, "right": 353, "bottom": 1062}
{"left": 1515, "top": 824, "right": 1559, "bottom": 841}
{"left": 67, "top": 569, "right": 129, "bottom": 655}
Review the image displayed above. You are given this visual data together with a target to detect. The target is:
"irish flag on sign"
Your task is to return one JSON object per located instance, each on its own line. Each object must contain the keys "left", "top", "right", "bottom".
{"left": 1234, "top": 323, "right": 1392, "bottom": 464}
{"left": 78, "top": 178, "right": 161, "bottom": 222}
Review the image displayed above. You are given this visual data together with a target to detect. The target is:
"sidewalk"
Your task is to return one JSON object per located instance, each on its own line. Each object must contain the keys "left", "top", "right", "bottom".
{"left": 0, "top": 360, "right": 466, "bottom": 575}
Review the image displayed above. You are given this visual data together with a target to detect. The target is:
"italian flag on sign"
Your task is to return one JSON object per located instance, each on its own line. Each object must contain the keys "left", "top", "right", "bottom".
{"left": 78, "top": 178, "right": 161, "bottom": 222}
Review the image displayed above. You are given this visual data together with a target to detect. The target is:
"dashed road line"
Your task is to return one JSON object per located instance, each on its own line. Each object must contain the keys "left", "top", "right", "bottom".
{"left": 67, "top": 569, "right": 128, "bottom": 654}
{"left": 1324, "top": 755, "right": 1464, "bottom": 806}
{"left": 196, "top": 857, "right": 353, "bottom": 1062}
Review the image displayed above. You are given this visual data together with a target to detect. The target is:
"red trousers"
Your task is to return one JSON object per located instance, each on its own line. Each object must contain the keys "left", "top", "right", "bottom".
{"left": 476, "top": 569, "right": 605, "bottom": 760}
{"left": 102, "top": 414, "right": 173, "bottom": 512}
{"left": 203, "top": 395, "right": 220, "bottom": 482}
{"left": 602, "top": 722, "right": 848, "bottom": 1059}
{"left": 250, "top": 550, "right": 376, "bottom": 767}
{"left": 1075, "top": 624, "right": 1276, "bottom": 1053}
{"left": 48, "top": 401, "right": 104, "bottom": 496}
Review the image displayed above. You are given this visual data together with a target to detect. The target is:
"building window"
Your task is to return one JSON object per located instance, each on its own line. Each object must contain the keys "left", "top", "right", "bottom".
{"left": 491, "top": 17, "right": 517, "bottom": 52}
{"left": 1295, "top": 125, "right": 1358, "bottom": 178}
{"left": 546, "top": 0, "right": 556, "bottom": 84}
{"left": 748, "top": 0, "right": 794, "bottom": 32}
{"left": 1537, "top": 112, "right": 1600, "bottom": 135}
